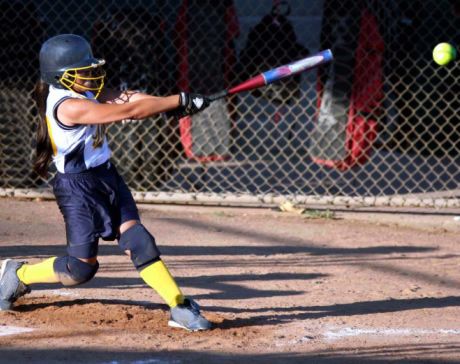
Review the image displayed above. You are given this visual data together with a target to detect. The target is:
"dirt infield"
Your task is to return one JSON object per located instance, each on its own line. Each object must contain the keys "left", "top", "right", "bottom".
{"left": 0, "top": 197, "right": 459, "bottom": 363}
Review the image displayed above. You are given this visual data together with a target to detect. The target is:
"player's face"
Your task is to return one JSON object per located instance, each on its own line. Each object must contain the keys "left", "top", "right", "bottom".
{"left": 61, "top": 65, "right": 106, "bottom": 98}
{"left": 75, "top": 67, "right": 105, "bottom": 88}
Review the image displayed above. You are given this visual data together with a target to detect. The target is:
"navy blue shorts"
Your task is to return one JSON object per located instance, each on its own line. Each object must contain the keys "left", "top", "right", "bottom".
{"left": 53, "top": 161, "right": 139, "bottom": 259}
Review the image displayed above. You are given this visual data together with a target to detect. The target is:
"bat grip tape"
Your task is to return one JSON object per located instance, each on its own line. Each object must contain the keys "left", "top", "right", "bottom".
{"left": 207, "top": 90, "right": 228, "bottom": 101}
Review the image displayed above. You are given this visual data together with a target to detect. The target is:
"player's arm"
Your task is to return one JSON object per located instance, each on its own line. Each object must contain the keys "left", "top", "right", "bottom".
{"left": 57, "top": 92, "right": 180, "bottom": 126}
{"left": 58, "top": 88, "right": 209, "bottom": 126}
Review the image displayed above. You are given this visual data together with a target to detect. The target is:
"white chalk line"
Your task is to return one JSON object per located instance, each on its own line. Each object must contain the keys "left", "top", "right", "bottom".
{"left": 47, "top": 289, "right": 79, "bottom": 297}
{"left": 324, "top": 326, "right": 460, "bottom": 341}
{"left": 0, "top": 326, "right": 34, "bottom": 336}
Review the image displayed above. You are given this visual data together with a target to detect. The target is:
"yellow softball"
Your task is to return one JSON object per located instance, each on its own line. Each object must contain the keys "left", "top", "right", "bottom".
{"left": 433, "top": 43, "right": 457, "bottom": 66}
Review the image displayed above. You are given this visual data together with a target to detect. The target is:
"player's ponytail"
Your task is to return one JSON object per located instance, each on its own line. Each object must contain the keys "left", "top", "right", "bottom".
{"left": 33, "top": 80, "right": 53, "bottom": 178}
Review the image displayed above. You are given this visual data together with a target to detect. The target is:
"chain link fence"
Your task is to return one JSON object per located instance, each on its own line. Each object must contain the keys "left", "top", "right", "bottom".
{"left": 0, "top": 0, "right": 459, "bottom": 208}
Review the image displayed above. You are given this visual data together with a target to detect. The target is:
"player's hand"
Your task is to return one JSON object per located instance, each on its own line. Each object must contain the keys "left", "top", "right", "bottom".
{"left": 178, "top": 92, "right": 210, "bottom": 116}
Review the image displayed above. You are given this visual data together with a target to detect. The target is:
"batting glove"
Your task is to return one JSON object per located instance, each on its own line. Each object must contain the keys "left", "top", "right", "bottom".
{"left": 178, "top": 92, "right": 210, "bottom": 117}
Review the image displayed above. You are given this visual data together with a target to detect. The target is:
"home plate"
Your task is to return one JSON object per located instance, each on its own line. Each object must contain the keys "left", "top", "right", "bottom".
{"left": 0, "top": 326, "right": 34, "bottom": 336}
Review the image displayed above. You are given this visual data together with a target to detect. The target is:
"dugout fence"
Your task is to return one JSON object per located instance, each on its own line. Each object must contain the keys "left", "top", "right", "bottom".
{"left": 0, "top": 0, "right": 459, "bottom": 208}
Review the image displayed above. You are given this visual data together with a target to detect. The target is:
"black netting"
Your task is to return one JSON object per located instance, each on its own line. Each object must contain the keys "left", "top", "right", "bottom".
{"left": 0, "top": 0, "right": 459, "bottom": 205}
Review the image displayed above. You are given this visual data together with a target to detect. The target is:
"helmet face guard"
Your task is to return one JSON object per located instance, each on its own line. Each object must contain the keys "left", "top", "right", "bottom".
{"left": 40, "top": 34, "right": 106, "bottom": 98}
{"left": 59, "top": 59, "right": 106, "bottom": 98}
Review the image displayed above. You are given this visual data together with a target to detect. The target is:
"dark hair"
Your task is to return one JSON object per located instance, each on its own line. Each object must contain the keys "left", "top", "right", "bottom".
{"left": 93, "top": 125, "right": 105, "bottom": 148}
{"left": 33, "top": 80, "right": 53, "bottom": 178}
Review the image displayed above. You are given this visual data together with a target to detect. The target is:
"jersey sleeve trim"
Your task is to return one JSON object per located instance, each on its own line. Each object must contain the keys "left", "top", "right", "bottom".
{"left": 53, "top": 97, "right": 81, "bottom": 130}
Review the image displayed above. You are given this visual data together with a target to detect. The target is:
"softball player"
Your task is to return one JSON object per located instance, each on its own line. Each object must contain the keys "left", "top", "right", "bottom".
{"left": 0, "top": 34, "right": 211, "bottom": 331}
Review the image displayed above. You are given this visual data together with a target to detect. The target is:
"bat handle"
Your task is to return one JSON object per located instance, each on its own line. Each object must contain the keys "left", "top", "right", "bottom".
{"left": 207, "top": 90, "right": 229, "bottom": 101}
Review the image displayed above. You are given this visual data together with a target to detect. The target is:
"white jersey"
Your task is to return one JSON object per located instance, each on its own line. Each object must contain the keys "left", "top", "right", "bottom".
{"left": 46, "top": 86, "right": 111, "bottom": 173}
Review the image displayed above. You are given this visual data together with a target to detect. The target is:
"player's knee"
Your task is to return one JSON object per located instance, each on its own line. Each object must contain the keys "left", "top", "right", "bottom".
{"left": 118, "top": 223, "right": 161, "bottom": 270}
{"left": 54, "top": 256, "right": 99, "bottom": 286}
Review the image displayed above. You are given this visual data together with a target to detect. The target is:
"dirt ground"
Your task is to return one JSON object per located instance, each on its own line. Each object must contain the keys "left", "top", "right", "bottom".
{"left": 0, "top": 197, "right": 459, "bottom": 364}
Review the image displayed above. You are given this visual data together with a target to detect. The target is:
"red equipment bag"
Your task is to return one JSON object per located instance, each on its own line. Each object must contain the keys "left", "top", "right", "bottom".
{"left": 310, "top": 4, "right": 382, "bottom": 170}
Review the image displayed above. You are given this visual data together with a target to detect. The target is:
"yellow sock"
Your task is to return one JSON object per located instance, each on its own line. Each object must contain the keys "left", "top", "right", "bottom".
{"left": 16, "top": 257, "right": 60, "bottom": 285}
{"left": 139, "top": 260, "right": 184, "bottom": 308}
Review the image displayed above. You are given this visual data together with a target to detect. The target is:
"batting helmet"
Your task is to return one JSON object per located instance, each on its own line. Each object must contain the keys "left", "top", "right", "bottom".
{"left": 39, "top": 34, "right": 106, "bottom": 97}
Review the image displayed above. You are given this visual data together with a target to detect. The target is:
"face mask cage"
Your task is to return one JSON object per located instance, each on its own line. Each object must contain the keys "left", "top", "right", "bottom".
{"left": 59, "top": 59, "right": 106, "bottom": 98}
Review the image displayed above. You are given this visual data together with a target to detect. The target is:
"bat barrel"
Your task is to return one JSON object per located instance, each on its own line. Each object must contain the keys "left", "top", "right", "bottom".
{"left": 262, "top": 49, "right": 333, "bottom": 85}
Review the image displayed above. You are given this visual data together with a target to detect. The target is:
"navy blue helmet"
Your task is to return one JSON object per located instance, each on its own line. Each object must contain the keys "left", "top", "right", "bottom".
{"left": 39, "top": 34, "right": 105, "bottom": 96}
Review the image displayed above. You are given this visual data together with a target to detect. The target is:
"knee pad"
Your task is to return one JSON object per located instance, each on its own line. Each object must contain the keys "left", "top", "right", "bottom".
{"left": 54, "top": 256, "right": 99, "bottom": 286}
{"left": 119, "top": 224, "right": 161, "bottom": 270}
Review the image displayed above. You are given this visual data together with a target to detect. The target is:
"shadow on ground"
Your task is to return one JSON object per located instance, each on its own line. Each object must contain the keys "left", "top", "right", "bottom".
{"left": 14, "top": 295, "right": 460, "bottom": 330}
{"left": 0, "top": 344, "right": 458, "bottom": 364}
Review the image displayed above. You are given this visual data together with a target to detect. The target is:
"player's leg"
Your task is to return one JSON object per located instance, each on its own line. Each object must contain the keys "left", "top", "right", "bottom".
{"left": 1, "top": 219, "right": 99, "bottom": 310}
{"left": 0, "top": 172, "right": 103, "bottom": 310}
{"left": 116, "top": 174, "right": 187, "bottom": 308}
{"left": 119, "top": 221, "right": 183, "bottom": 307}
{"left": 53, "top": 255, "right": 99, "bottom": 286}
{"left": 48, "top": 170, "right": 101, "bottom": 286}
{"left": 1, "top": 252, "right": 98, "bottom": 311}
{"left": 16, "top": 255, "right": 98, "bottom": 286}
{"left": 1, "top": 231, "right": 99, "bottom": 310}
{"left": 16, "top": 257, "right": 60, "bottom": 284}
{"left": 108, "top": 165, "right": 211, "bottom": 331}
{"left": 118, "top": 220, "right": 211, "bottom": 331}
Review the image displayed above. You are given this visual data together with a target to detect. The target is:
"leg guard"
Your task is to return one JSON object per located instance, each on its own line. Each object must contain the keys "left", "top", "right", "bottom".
{"left": 118, "top": 224, "right": 161, "bottom": 270}
{"left": 54, "top": 256, "right": 99, "bottom": 286}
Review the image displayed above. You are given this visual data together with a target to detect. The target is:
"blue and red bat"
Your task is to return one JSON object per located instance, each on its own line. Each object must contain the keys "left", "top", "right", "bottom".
{"left": 208, "top": 49, "right": 333, "bottom": 101}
